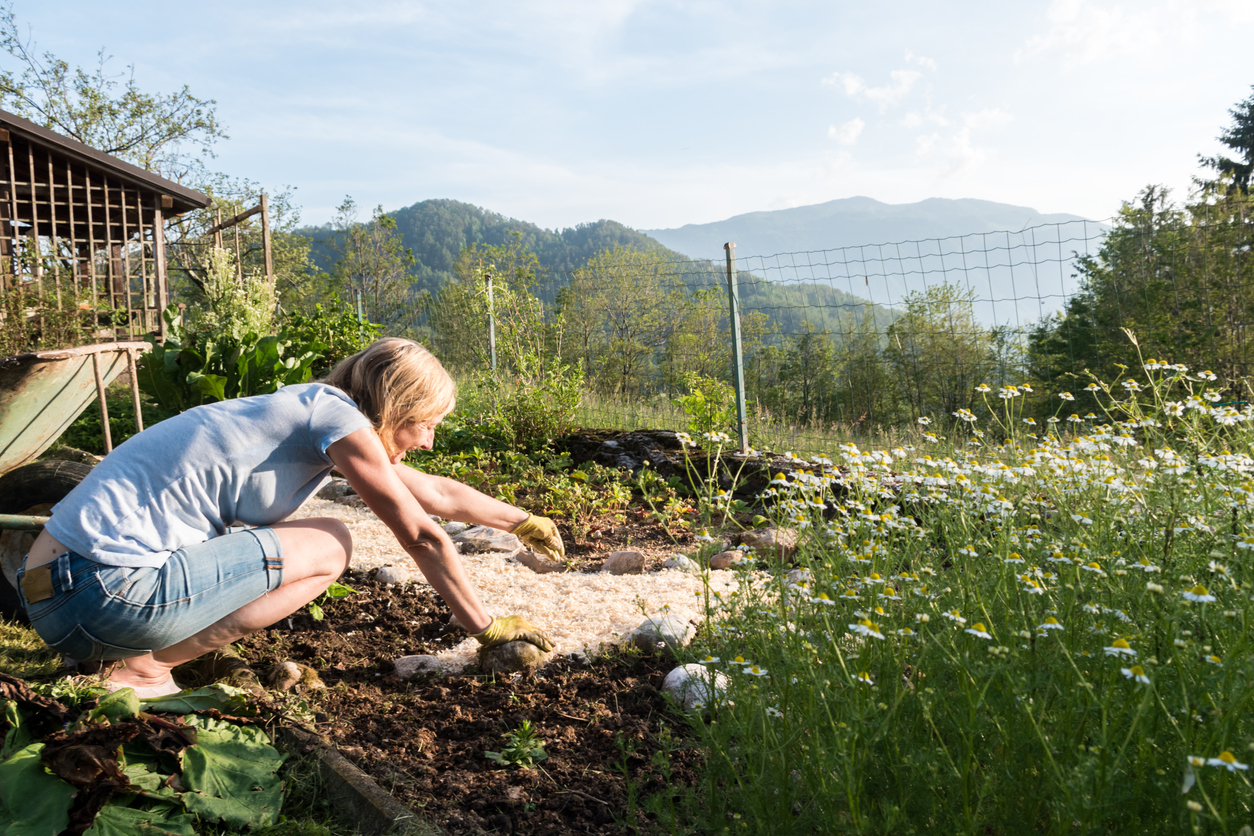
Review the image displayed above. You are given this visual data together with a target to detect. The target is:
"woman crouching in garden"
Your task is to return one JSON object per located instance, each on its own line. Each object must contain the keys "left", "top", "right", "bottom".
{"left": 17, "top": 337, "right": 562, "bottom": 697}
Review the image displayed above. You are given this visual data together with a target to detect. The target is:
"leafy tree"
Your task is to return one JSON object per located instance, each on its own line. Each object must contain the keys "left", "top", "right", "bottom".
{"left": 884, "top": 283, "right": 995, "bottom": 421}
{"left": 327, "top": 197, "right": 417, "bottom": 331}
{"left": 0, "top": 1, "right": 224, "bottom": 180}
{"left": 1199, "top": 85, "right": 1254, "bottom": 193}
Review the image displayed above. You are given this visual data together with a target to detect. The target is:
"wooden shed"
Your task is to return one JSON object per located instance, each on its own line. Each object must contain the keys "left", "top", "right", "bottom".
{"left": 0, "top": 108, "right": 212, "bottom": 346}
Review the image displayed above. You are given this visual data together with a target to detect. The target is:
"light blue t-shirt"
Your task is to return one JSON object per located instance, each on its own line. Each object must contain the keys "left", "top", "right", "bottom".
{"left": 46, "top": 383, "right": 374, "bottom": 568}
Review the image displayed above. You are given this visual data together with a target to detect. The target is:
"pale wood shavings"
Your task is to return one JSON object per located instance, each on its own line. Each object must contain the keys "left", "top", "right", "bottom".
{"left": 290, "top": 497, "right": 738, "bottom": 672}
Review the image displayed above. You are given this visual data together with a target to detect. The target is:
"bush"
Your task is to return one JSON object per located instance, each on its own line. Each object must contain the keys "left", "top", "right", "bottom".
{"left": 281, "top": 298, "right": 381, "bottom": 378}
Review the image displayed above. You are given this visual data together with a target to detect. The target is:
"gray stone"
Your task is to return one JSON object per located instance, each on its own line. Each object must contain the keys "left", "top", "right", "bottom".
{"left": 442, "top": 521, "right": 470, "bottom": 536}
{"left": 394, "top": 654, "right": 443, "bottom": 681}
{"left": 479, "top": 641, "right": 552, "bottom": 675}
{"left": 662, "top": 663, "right": 729, "bottom": 712}
{"left": 708, "top": 550, "right": 741, "bottom": 570}
{"left": 630, "top": 613, "right": 696, "bottom": 657}
{"left": 661, "top": 554, "right": 700, "bottom": 573}
{"left": 601, "top": 550, "right": 646, "bottom": 575}
{"left": 317, "top": 479, "right": 354, "bottom": 500}
{"left": 516, "top": 550, "right": 565, "bottom": 574}
{"left": 334, "top": 494, "right": 368, "bottom": 508}
{"left": 375, "top": 565, "right": 412, "bottom": 586}
{"left": 452, "top": 525, "right": 523, "bottom": 554}
{"left": 738, "top": 527, "right": 800, "bottom": 561}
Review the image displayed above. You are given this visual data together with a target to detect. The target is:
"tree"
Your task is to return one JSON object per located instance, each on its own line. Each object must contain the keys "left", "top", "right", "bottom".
{"left": 327, "top": 198, "right": 417, "bottom": 331}
{"left": 0, "top": 1, "right": 225, "bottom": 180}
{"left": 1199, "top": 86, "right": 1254, "bottom": 194}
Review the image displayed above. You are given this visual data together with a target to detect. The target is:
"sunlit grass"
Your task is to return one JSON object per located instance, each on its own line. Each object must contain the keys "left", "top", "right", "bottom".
{"left": 0, "top": 617, "right": 61, "bottom": 679}
{"left": 675, "top": 357, "right": 1254, "bottom": 834}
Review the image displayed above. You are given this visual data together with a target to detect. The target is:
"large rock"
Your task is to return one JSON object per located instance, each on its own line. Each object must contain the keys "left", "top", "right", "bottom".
{"left": 601, "top": 550, "right": 646, "bottom": 575}
{"left": 630, "top": 613, "right": 696, "bottom": 657}
{"left": 662, "top": 663, "right": 730, "bottom": 712}
{"left": 394, "top": 654, "right": 443, "bottom": 681}
{"left": 708, "top": 550, "right": 741, "bottom": 570}
{"left": 452, "top": 525, "right": 523, "bottom": 554}
{"left": 442, "top": 521, "right": 470, "bottom": 536}
{"left": 739, "top": 527, "right": 800, "bottom": 561}
{"left": 266, "top": 661, "right": 326, "bottom": 692}
{"left": 516, "top": 550, "right": 565, "bottom": 574}
{"left": 479, "top": 641, "right": 552, "bottom": 675}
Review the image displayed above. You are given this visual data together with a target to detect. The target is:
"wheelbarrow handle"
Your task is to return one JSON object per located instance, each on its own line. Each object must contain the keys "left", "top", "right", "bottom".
{"left": 0, "top": 513, "right": 48, "bottom": 532}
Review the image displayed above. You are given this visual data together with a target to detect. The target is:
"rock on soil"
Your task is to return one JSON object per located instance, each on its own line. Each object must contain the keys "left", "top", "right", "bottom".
{"left": 453, "top": 525, "right": 523, "bottom": 554}
{"left": 663, "top": 663, "right": 730, "bottom": 712}
{"left": 661, "top": 554, "right": 700, "bottom": 573}
{"left": 375, "top": 565, "right": 413, "bottom": 585}
{"left": 600, "top": 550, "right": 645, "bottom": 575}
{"left": 479, "top": 640, "right": 552, "bottom": 675}
{"left": 630, "top": 613, "right": 696, "bottom": 657}
{"left": 739, "top": 526, "right": 800, "bottom": 560}
{"left": 708, "top": 550, "right": 742, "bottom": 570}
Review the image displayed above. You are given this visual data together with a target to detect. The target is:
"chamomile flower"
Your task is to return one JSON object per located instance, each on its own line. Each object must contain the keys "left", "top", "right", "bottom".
{"left": 1205, "top": 751, "right": 1249, "bottom": 771}
{"left": 942, "top": 609, "right": 966, "bottom": 624}
{"left": 854, "top": 671, "right": 875, "bottom": 686}
{"left": 744, "top": 665, "right": 769, "bottom": 677}
{"left": 965, "top": 623, "right": 993, "bottom": 639}
{"left": 1038, "top": 616, "right": 1064, "bottom": 631}
{"left": 1182, "top": 584, "right": 1217, "bottom": 603}
{"left": 1104, "top": 638, "right": 1136, "bottom": 658}
{"left": 1121, "top": 665, "right": 1150, "bottom": 684}
{"left": 1059, "top": 391, "right": 1075, "bottom": 401}
{"left": 848, "top": 619, "right": 885, "bottom": 640}
{"left": 698, "top": 655, "right": 720, "bottom": 665}
{"left": 1205, "top": 655, "right": 1223, "bottom": 667}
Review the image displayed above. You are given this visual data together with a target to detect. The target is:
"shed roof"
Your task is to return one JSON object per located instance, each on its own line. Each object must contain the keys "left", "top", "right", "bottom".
{"left": 0, "top": 108, "right": 212, "bottom": 215}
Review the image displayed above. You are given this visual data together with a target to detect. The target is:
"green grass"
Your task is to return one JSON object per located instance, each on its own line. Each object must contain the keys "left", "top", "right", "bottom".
{"left": 661, "top": 362, "right": 1254, "bottom": 834}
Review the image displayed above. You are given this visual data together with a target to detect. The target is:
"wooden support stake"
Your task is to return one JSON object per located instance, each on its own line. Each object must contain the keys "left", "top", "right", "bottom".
{"left": 92, "top": 350, "right": 113, "bottom": 454}
{"left": 260, "top": 192, "right": 274, "bottom": 286}
{"left": 127, "top": 348, "right": 144, "bottom": 433}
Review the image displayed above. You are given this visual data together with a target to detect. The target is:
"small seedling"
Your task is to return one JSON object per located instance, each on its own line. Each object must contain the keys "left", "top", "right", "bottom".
{"left": 485, "top": 720, "right": 548, "bottom": 769}
{"left": 307, "top": 580, "right": 357, "bottom": 621}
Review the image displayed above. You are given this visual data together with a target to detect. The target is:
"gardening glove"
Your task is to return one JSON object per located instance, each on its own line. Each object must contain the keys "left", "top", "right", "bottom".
{"left": 511, "top": 514, "right": 565, "bottom": 560}
{"left": 472, "top": 615, "right": 555, "bottom": 653}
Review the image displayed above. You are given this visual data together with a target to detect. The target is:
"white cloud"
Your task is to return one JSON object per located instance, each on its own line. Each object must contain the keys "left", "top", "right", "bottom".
{"left": 904, "top": 49, "right": 937, "bottom": 71}
{"left": 828, "top": 117, "right": 866, "bottom": 145}
{"left": 823, "top": 68, "right": 922, "bottom": 111}
{"left": 963, "top": 108, "right": 1012, "bottom": 130}
{"left": 1015, "top": 0, "right": 1169, "bottom": 66}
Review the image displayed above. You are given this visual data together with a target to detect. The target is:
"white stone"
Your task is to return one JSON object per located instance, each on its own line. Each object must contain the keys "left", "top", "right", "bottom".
{"left": 662, "top": 663, "right": 729, "bottom": 712}
{"left": 394, "top": 655, "right": 443, "bottom": 681}
{"left": 660, "top": 554, "right": 699, "bottom": 573}
{"left": 316, "top": 479, "right": 354, "bottom": 500}
{"left": 630, "top": 613, "right": 696, "bottom": 657}
{"left": 375, "top": 565, "right": 412, "bottom": 585}
{"left": 442, "top": 521, "right": 470, "bottom": 536}
{"left": 739, "top": 527, "right": 800, "bottom": 560}
{"left": 452, "top": 525, "right": 523, "bottom": 554}
{"left": 516, "top": 550, "right": 565, "bottom": 574}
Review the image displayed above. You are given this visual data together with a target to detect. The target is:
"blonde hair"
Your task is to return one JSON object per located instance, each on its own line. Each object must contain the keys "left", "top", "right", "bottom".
{"left": 321, "top": 338, "right": 455, "bottom": 456}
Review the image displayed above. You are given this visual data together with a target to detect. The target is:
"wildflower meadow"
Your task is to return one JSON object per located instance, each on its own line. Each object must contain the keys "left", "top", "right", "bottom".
{"left": 676, "top": 350, "right": 1254, "bottom": 835}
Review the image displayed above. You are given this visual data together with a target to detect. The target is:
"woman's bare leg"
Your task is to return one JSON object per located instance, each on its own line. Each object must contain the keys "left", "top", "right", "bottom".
{"left": 106, "top": 518, "right": 352, "bottom": 690}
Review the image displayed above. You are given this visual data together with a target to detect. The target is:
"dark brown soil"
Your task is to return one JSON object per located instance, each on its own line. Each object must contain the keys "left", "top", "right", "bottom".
{"left": 235, "top": 564, "right": 706, "bottom": 836}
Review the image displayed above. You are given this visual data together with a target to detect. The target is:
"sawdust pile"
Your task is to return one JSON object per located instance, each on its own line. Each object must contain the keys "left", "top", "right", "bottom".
{"left": 290, "top": 498, "right": 739, "bottom": 671}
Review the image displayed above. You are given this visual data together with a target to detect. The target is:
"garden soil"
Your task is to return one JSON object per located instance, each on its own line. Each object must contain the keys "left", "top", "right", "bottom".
{"left": 235, "top": 510, "right": 721, "bottom": 835}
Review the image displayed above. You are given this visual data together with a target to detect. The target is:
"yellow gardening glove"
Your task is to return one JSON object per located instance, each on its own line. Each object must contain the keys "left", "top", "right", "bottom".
{"left": 472, "top": 615, "right": 555, "bottom": 653}
{"left": 512, "top": 514, "right": 565, "bottom": 559}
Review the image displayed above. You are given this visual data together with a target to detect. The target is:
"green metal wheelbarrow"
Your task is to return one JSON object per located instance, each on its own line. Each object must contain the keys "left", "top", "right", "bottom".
{"left": 0, "top": 341, "right": 150, "bottom": 620}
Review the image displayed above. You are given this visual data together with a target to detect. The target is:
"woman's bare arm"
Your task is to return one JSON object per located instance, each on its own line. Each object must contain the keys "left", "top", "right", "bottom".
{"left": 327, "top": 428, "right": 492, "bottom": 633}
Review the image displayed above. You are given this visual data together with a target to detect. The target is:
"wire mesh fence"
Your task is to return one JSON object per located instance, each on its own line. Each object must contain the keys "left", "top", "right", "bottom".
{"left": 421, "top": 194, "right": 1254, "bottom": 456}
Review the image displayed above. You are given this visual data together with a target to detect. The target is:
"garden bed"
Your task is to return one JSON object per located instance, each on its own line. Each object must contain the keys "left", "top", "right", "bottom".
{"left": 235, "top": 571, "right": 706, "bottom": 836}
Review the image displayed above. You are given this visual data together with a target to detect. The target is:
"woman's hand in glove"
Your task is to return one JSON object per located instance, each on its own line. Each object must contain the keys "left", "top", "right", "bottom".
{"left": 511, "top": 514, "right": 565, "bottom": 559}
{"left": 472, "top": 615, "right": 555, "bottom": 652}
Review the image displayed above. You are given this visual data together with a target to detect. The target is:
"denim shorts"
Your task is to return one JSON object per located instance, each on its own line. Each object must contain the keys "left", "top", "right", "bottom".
{"left": 17, "top": 528, "right": 283, "bottom": 662}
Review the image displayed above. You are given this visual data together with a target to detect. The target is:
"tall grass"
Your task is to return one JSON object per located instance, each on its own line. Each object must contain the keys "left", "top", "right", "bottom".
{"left": 673, "top": 358, "right": 1254, "bottom": 834}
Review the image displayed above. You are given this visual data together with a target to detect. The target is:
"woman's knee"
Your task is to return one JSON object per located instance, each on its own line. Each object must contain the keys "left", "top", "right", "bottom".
{"left": 271, "top": 518, "right": 353, "bottom": 579}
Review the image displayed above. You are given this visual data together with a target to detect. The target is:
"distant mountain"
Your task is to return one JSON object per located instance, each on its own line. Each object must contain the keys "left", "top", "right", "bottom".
{"left": 642, "top": 197, "right": 1108, "bottom": 326}
{"left": 302, "top": 199, "right": 673, "bottom": 297}
{"left": 641, "top": 196, "right": 1096, "bottom": 261}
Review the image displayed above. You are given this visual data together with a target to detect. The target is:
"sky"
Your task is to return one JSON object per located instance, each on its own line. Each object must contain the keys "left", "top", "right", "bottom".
{"left": 10, "top": 0, "right": 1254, "bottom": 235}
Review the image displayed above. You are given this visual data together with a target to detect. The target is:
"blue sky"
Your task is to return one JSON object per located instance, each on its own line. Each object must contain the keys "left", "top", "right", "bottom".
{"left": 13, "top": 1, "right": 1254, "bottom": 233}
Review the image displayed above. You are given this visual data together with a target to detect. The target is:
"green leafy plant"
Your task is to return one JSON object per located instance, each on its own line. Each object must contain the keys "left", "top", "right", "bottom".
{"left": 307, "top": 580, "right": 357, "bottom": 622}
{"left": 484, "top": 720, "right": 548, "bottom": 769}
{"left": 281, "top": 296, "right": 381, "bottom": 377}
{"left": 137, "top": 304, "right": 323, "bottom": 417}
{"left": 674, "top": 371, "right": 737, "bottom": 436}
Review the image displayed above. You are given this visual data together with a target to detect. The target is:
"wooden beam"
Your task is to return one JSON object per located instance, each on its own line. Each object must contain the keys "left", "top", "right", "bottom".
{"left": 202, "top": 202, "right": 262, "bottom": 237}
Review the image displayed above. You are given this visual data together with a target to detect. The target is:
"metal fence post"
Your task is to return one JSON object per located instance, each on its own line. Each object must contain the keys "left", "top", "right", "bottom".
{"left": 724, "top": 243, "right": 749, "bottom": 453}
{"left": 486, "top": 270, "right": 498, "bottom": 375}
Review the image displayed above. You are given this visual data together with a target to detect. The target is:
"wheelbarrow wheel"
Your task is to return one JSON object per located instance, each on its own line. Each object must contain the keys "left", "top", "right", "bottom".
{"left": 0, "top": 460, "right": 93, "bottom": 623}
